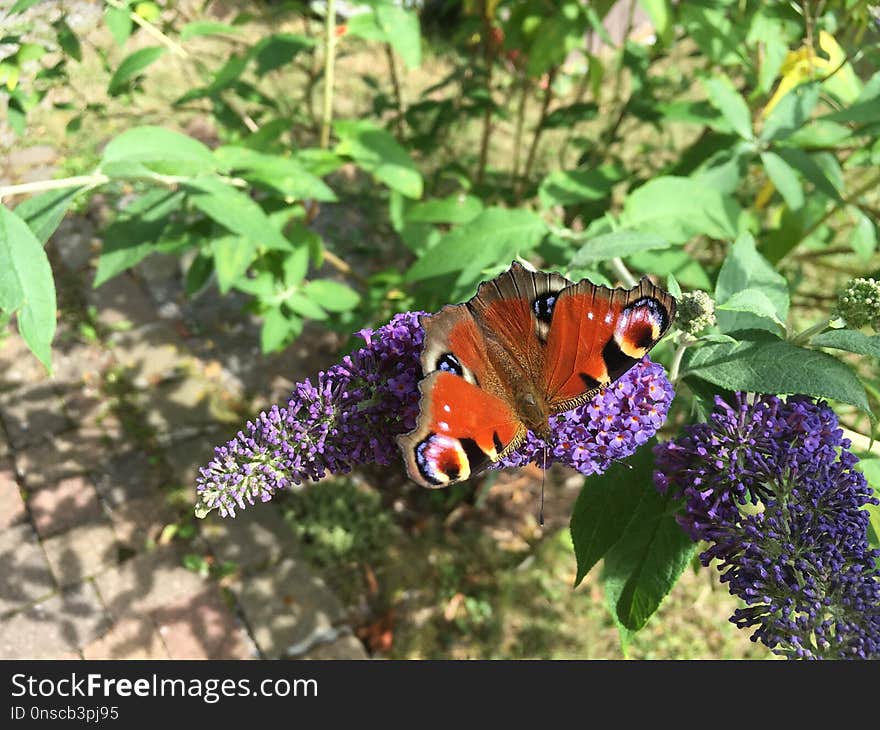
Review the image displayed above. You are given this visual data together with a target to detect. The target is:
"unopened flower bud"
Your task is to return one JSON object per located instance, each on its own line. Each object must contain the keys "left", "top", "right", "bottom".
{"left": 676, "top": 291, "right": 716, "bottom": 335}
{"left": 836, "top": 278, "right": 880, "bottom": 331}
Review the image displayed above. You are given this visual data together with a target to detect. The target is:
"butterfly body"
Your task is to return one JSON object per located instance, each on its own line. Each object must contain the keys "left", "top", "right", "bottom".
{"left": 398, "top": 262, "right": 676, "bottom": 488}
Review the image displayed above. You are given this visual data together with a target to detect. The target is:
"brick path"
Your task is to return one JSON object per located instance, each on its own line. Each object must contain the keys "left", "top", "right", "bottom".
{"left": 0, "top": 152, "right": 367, "bottom": 658}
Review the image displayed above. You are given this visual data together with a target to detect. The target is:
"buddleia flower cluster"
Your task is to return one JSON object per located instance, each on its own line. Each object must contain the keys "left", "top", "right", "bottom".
{"left": 835, "top": 277, "right": 880, "bottom": 331}
{"left": 654, "top": 394, "right": 880, "bottom": 659}
{"left": 196, "top": 312, "right": 675, "bottom": 518}
{"left": 675, "top": 290, "right": 716, "bottom": 336}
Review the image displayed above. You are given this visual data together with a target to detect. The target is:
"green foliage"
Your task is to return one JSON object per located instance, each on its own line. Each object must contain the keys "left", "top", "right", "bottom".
{"left": 2, "top": 0, "right": 879, "bottom": 656}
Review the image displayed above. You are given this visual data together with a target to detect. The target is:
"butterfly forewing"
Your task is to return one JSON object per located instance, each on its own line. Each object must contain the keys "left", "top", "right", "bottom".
{"left": 542, "top": 278, "right": 676, "bottom": 412}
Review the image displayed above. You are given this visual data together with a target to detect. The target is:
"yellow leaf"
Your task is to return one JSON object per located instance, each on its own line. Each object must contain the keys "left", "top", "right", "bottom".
{"left": 755, "top": 179, "right": 776, "bottom": 209}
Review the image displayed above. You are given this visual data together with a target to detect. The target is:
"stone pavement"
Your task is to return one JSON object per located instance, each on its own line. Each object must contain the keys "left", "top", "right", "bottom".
{"left": 0, "top": 167, "right": 368, "bottom": 658}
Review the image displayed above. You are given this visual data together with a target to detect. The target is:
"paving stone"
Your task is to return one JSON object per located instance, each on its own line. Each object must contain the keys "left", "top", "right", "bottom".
{"left": 7, "top": 144, "right": 57, "bottom": 170}
{"left": 0, "top": 582, "right": 111, "bottom": 658}
{"left": 89, "top": 274, "right": 158, "bottom": 330}
{"left": 0, "top": 330, "right": 50, "bottom": 387}
{"left": 52, "top": 343, "right": 114, "bottom": 388}
{"left": 231, "top": 557, "right": 347, "bottom": 659}
{"left": 91, "top": 449, "right": 163, "bottom": 507}
{"left": 0, "top": 523, "right": 55, "bottom": 615}
{"left": 17, "top": 428, "right": 111, "bottom": 489}
{"left": 51, "top": 215, "right": 97, "bottom": 273}
{"left": 0, "top": 383, "right": 71, "bottom": 449}
{"left": 107, "top": 496, "right": 175, "bottom": 550}
{"left": 0, "top": 459, "right": 26, "bottom": 529}
{"left": 42, "top": 522, "right": 119, "bottom": 587}
{"left": 94, "top": 546, "right": 207, "bottom": 619}
{"left": 146, "top": 377, "right": 217, "bottom": 441}
{"left": 81, "top": 614, "right": 170, "bottom": 660}
{"left": 151, "top": 587, "right": 255, "bottom": 659}
{"left": 202, "top": 505, "right": 298, "bottom": 572}
{"left": 299, "top": 633, "right": 368, "bottom": 660}
{"left": 28, "top": 474, "right": 106, "bottom": 539}
{"left": 163, "top": 435, "right": 217, "bottom": 491}
{"left": 108, "top": 322, "right": 184, "bottom": 387}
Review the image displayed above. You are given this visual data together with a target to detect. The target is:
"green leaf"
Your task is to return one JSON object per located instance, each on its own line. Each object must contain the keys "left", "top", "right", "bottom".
{"left": 211, "top": 235, "right": 256, "bottom": 294}
{"left": 638, "top": 0, "right": 672, "bottom": 44}
{"left": 628, "top": 248, "right": 712, "bottom": 290}
{"left": 570, "top": 442, "right": 659, "bottom": 585}
{"left": 180, "top": 21, "right": 242, "bottom": 40}
{"left": 54, "top": 19, "right": 82, "bottom": 62}
{"left": 570, "top": 231, "right": 670, "bottom": 268}
{"left": 621, "top": 176, "right": 742, "bottom": 243}
{"left": 14, "top": 187, "right": 83, "bottom": 245}
{"left": 684, "top": 330, "right": 871, "bottom": 414}
{"left": 849, "top": 206, "right": 877, "bottom": 260}
{"left": 0, "top": 206, "right": 56, "bottom": 371}
{"left": 715, "top": 233, "right": 788, "bottom": 335}
{"left": 334, "top": 120, "right": 422, "bottom": 198}
{"left": 303, "top": 279, "right": 360, "bottom": 313}
{"left": 602, "top": 471, "right": 696, "bottom": 634}
{"left": 10, "top": 0, "right": 44, "bottom": 13}
{"left": 716, "top": 288, "right": 786, "bottom": 331}
{"left": 822, "top": 97, "right": 880, "bottom": 125}
{"left": 213, "top": 146, "right": 336, "bottom": 202}
{"left": 526, "top": 5, "right": 586, "bottom": 77}
{"left": 349, "top": 4, "right": 423, "bottom": 69}
{"left": 184, "top": 176, "right": 290, "bottom": 251}
{"left": 102, "top": 125, "right": 216, "bottom": 177}
{"left": 666, "top": 273, "right": 682, "bottom": 299}
{"left": 539, "top": 102, "right": 599, "bottom": 130}
{"left": 760, "top": 151, "right": 804, "bottom": 210}
{"left": 104, "top": 5, "right": 133, "bottom": 46}
{"left": 286, "top": 292, "right": 327, "bottom": 320}
{"left": 261, "top": 306, "right": 297, "bottom": 352}
{"left": 774, "top": 147, "right": 842, "bottom": 202}
{"left": 761, "top": 82, "right": 820, "bottom": 141}
{"left": 108, "top": 46, "right": 165, "bottom": 95}
{"left": 252, "top": 33, "right": 314, "bottom": 75}
{"left": 704, "top": 76, "right": 753, "bottom": 140}
{"left": 405, "top": 208, "right": 547, "bottom": 298}
{"left": 538, "top": 166, "right": 621, "bottom": 208}
{"left": 184, "top": 251, "right": 213, "bottom": 296}
{"left": 94, "top": 189, "right": 185, "bottom": 287}
{"left": 404, "top": 194, "right": 483, "bottom": 225}
{"left": 810, "top": 330, "right": 880, "bottom": 359}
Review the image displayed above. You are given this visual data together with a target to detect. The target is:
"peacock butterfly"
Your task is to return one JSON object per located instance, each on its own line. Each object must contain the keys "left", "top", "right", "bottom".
{"left": 398, "top": 261, "right": 676, "bottom": 488}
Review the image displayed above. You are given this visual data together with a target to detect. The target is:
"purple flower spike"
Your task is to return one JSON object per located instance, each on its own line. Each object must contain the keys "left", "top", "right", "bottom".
{"left": 499, "top": 359, "right": 674, "bottom": 476}
{"left": 196, "top": 312, "right": 674, "bottom": 519}
{"left": 654, "top": 394, "right": 880, "bottom": 660}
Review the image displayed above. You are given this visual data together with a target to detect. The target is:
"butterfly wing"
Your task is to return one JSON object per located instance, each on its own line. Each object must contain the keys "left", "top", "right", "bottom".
{"left": 542, "top": 277, "right": 677, "bottom": 412}
{"left": 399, "top": 300, "right": 526, "bottom": 488}
{"left": 399, "top": 370, "right": 524, "bottom": 487}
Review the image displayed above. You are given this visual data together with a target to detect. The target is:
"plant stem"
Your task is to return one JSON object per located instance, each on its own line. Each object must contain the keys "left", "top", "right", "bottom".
{"left": 476, "top": 3, "right": 496, "bottom": 186}
{"left": 610, "top": 256, "right": 637, "bottom": 287}
{"left": 104, "top": 0, "right": 188, "bottom": 58}
{"left": 668, "top": 337, "right": 694, "bottom": 384}
{"left": 520, "top": 66, "right": 557, "bottom": 194}
{"left": 0, "top": 173, "right": 109, "bottom": 201}
{"left": 320, "top": 0, "right": 337, "bottom": 150}
{"left": 385, "top": 43, "right": 405, "bottom": 137}
{"left": 789, "top": 316, "right": 833, "bottom": 345}
{"left": 511, "top": 67, "right": 529, "bottom": 195}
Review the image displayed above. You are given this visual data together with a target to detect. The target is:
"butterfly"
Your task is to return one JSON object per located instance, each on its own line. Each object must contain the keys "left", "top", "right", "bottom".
{"left": 398, "top": 261, "right": 676, "bottom": 488}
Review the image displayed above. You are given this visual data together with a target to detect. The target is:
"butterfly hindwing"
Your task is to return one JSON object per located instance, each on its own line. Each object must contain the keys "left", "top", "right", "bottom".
{"left": 542, "top": 277, "right": 676, "bottom": 412}
{"left": 398, "top": 371, "right": 525, "bottom": 488}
